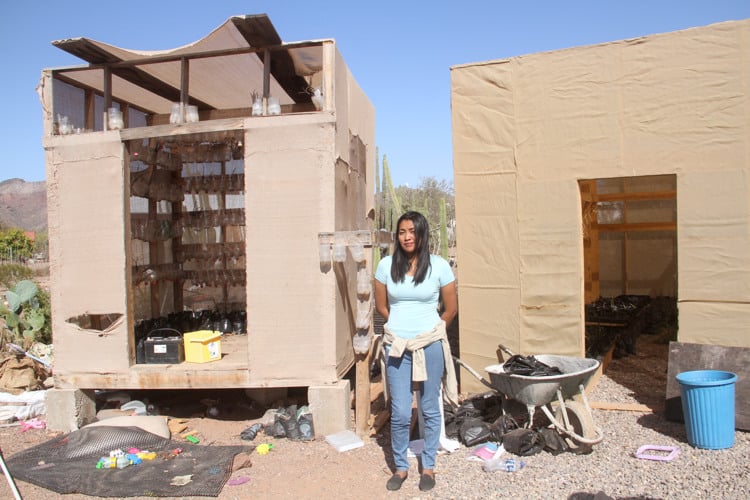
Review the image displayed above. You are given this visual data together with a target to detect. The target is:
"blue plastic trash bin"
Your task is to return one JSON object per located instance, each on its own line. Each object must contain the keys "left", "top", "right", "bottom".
{"left": 675, "top": 370, "right": 737, "bottom": 449}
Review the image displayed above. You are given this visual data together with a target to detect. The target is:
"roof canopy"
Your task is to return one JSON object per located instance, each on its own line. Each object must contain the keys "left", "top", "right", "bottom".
{"left": 50, "top": 14, "right": 326, "bottom": 114}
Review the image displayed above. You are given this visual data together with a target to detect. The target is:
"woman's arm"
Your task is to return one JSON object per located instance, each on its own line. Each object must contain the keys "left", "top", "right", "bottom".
{"left": 439, "top": 281, "right": 458, "bottom": 327}
{"left": 374, "top": 280, "right": 389, "bottom": 321}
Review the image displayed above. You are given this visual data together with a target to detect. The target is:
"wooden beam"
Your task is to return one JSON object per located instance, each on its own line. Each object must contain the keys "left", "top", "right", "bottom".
{"left": 180, "top": 58, "right": 189, "bottom": 107}
{"left": 52, "top": 36, "right": 323, "bottom": 106}
{"left": 103, "top": 66, "right": 112, "bottom": 125}
{"left": 355, "top": 351, "right": 371, "bottom": 437}
{"left": 589, "top": 401, "right": 654, "bottom": 412}
{"left": 594, "top": 190, "right": 676, "bottom": 202}
{"left": 595, "top": 221, "right": 676, "bottom": 232}
{"left": 84, "top": 89, "right": 96, "bottom": 130}
{"left": 262, "top": 49, "right": 271, "bottom": 99}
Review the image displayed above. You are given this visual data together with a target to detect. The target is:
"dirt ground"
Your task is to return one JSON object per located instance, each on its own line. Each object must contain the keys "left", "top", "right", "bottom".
{"left": 0, "top": 335, "right": 673, "bottom": 500}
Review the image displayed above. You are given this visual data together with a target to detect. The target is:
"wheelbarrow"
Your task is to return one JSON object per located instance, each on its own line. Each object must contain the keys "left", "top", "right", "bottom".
{"left": 454, "top": 345, "right": 604, "bottom": 449}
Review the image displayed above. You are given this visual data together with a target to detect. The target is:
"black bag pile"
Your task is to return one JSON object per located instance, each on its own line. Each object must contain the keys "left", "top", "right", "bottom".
{"left": 240, "top": 405, "right": 315, "bottom": 442}
{"left": 444, "top": 393, "right": 520, "bottom": 447}
{"left": 444, "top": 392, "right": 578, "bottom": 456}
{"left": 502, "top": 354, "right": 563, "bottom": 376}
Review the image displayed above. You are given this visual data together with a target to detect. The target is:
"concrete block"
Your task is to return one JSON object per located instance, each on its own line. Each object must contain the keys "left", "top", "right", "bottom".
{"left": 308, "top": 380, "right": 351, "bottom": 437}
{"left": 45, "top": 388, "right": 97, "bottom": 432}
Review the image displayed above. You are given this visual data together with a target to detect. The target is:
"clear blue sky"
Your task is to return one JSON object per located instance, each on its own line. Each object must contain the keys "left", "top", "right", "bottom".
{"left": 2, "top": 1, "right": 749, "bottom": 188}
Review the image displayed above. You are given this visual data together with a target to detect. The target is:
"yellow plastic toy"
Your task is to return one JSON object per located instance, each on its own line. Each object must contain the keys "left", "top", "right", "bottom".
{"left": 256, "top": 443, "right": 273, "bottom": 455}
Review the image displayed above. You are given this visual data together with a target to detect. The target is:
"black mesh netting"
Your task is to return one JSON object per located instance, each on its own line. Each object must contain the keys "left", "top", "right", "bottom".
{"left": 5, "top": 425, "right": 251, "bottom": 497}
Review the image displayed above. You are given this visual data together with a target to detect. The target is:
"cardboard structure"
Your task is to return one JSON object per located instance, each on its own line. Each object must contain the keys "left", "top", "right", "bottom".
{"left": 39, "top": 15, "right": 375, "bottom": 391}
{"left": 451, "top": 19, "right": 750, "bottom": 393}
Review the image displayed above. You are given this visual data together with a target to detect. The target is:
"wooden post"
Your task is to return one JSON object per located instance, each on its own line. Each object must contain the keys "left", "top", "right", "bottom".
{"left": 355, "top": 350, "right": 371, "bottom": 437}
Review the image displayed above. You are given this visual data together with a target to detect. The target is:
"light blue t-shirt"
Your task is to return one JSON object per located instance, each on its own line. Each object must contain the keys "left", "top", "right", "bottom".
{"left": 375, "top": 254, "right": 455, "bottom": 339}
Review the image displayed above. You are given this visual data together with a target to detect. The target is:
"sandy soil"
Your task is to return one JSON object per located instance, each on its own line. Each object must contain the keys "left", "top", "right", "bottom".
{"left": 0, "top": 336, "right": 672, "bottom": 500}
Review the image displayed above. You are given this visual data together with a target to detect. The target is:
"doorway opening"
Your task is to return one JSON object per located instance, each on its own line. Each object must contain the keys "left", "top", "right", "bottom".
{"left": 579, "top": 175, "right": 678, "bottom": 360}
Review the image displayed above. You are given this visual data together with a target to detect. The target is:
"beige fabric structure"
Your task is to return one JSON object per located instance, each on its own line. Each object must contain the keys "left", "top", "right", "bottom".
{"left": 39, "top": 15, "right": 374, "bottom": 391}
{"left": 451, "top": 19, "right": 750, "bottom": 393}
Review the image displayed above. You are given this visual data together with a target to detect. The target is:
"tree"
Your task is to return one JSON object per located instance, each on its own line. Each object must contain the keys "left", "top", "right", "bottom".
{"left": 33, "top": 230, "right": 49, "bottom": 258}
{"left": 0, "top": 228, "right": 34, "bottom": 262}
{"left": 393, "top": 177, "right": 455, "bottom": 254}
{"left": 374, "top": 150, "right": 456, "bottom": 258}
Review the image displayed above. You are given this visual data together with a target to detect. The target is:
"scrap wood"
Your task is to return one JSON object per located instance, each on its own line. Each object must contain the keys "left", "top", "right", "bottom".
{"left": 370, "top": 381, "right": 383, "bottom": 403}
{"left": 369, "top": 409, "right": 391, "bottom": 435}
{"left": 231, "top": 451, "right": 253, "bottom": 472}
{"left": 168, "top": 418, "right": 189, "bottom": 435}
{"left": 589, "top": 401, "right": 653, "bottom": 412}
{"left": 585, "top": 346, "right": 615, "bottom": 395}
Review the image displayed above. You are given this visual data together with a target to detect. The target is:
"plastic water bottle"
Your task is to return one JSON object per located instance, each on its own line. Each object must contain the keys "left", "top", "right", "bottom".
{"left": 504, "top": 458, "right": 525, "bottom": 472}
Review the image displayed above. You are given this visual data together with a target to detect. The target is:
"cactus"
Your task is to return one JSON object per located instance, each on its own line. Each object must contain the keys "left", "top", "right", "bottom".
{"left": 440, "top": 198, "right": 449, "bottom": 260}
{"left": 0, "top": 279, "right": 49, "bottom": 348}
{"left": 383, "top": 155, "right": 402, "bottom": 225}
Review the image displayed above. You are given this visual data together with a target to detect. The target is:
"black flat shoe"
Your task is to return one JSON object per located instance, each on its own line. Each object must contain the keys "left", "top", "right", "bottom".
{"left": 419, "top": 473, "right": 435, "bottom": 492}
{"left": 386, "top": 472, "right": 408, "bottom": 491}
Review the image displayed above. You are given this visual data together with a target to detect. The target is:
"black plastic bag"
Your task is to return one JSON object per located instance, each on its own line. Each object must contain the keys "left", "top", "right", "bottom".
{"left": 278, "top": 405, "right": 302, "bottom": 441}
{"left": 538, "top": 427, "right": 569, "bottom": 455}
{"left": 489, "top": 414, "right": 519, "bottom": 441}
{"left": 444, "top": 401, "right": 482, "bottom": 439}
{"left": 459, "top": 417, "right": 493, "bottom": 447}
{"left": 297, "top": 408, "right": 315, "bottom": 441}
{"left": 503, "top": 354, "right": 563, "bottom": 377}
{"left": 501, "top": 428, "right": 545, "bottom": 456}
{"left": 240, "top": 422, "right": 264, "bottom": 441}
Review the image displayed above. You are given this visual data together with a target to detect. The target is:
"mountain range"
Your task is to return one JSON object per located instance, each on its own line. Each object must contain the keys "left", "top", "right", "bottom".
{"left": 0, "top": 178, "right": 48, "bottom": 232}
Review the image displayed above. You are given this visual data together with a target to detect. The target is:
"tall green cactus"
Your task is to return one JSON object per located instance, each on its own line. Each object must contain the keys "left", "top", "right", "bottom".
{"left": 383, "top": 155, "right": 402, "bottom": 228}
{"left": 374, "top": 148, "right": 382, "bottom": 270}
{"left": 439, "top": 198, "right": 449, "bottom": 259}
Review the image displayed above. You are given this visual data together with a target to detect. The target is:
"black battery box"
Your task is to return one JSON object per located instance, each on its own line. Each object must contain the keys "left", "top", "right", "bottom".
{"left": 143, "top": 334, "right": 184, "bottom": 364}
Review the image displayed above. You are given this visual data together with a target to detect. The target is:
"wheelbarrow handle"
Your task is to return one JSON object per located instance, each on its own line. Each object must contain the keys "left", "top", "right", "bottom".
{"left": 497, "top": 344, "right": 515, "bottom": 358}
{"left": 452, "top": 356, "right": 496, "bottom": 391}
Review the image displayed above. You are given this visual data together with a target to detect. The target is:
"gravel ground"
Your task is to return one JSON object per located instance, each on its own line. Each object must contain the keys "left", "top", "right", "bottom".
{"left": 1, "top": 335, "right": 748, "bottom": 499}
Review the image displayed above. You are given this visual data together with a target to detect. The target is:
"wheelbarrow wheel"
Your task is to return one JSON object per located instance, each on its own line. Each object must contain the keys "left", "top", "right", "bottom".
{"left": 554, "top": 400, "right": 596, "bottom": 454}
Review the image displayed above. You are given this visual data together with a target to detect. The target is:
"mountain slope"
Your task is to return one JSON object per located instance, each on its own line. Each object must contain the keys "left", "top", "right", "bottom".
{"left": 0, "top": 178, "right": 47, "bottom": 231}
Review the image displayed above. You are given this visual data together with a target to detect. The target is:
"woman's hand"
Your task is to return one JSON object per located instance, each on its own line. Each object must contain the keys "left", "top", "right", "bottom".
{"left": 440, "top": 281, "right": 458, "bottom": 326}
{"left": 374, "top": 280, "right": 389, "bottom": 321}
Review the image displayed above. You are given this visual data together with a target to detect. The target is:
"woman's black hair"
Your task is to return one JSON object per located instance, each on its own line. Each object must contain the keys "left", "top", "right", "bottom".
{"left": 391, "top": 211, "right": 431, "bottom": 285}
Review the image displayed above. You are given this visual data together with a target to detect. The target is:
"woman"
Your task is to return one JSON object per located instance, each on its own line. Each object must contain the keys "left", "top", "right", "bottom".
{"left": 374, "top": 211, "right": 458, "bottom": 492}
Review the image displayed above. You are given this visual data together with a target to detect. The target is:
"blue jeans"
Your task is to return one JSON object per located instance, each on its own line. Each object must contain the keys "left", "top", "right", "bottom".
{"left": 386, "top": 340, "right": 445, "bottom": 471}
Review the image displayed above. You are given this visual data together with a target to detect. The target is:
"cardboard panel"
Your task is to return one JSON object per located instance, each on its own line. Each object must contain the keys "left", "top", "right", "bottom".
{"left": 451, "top": 19, "right": 750, "bottom": 356}
{"left": 455, "top": 172, "right": 519, "bottom": 287}
{"left": 677, "top": 301, "right": 750, "bottom": 347}
{"left": 451, "top": 61, "right": 517, "bottom": 175}
{"left": 245, "top": 120, "right": 340, "bottom": 385}
{"left": 512, "top": 44, "right": 625, "bottom": 182}
{"left": 46, "top": 133, "right": 130, "bottom": 374}
{"left": 678, "top": 170, "right": 750, "bottom": 301}
{"left": 622, "top": 25, "right": 750, "bottom": 174}
{"left": 456, "top": 287, "right": 519, "bottom": 395}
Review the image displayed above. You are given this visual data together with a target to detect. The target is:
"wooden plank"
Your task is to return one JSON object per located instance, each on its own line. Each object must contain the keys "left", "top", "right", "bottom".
{"left": 665, "top": 341, "right": 750, "bottom": 431}
{"left": 371, "top": 409, "right": 390, "bottom": 434}
{"left": 595, "top": 221, "right": 677, "bottom": 232}
{"left": 231, "top": 14, "right": 313, "bottom": 104}
{"left": 355, "top": 351, "right": 371, "bottom": 438}
{"left": 585, "top": 345, "right": 614, "bottom": 395}
{"left": 595, "top": 190, "right": 676, "bottom": 202}
{"left": 589, "top": 401, "right": 653, "bottom": 412}
{"left": 369, "top": 381, "right": 383, "bottom": 403}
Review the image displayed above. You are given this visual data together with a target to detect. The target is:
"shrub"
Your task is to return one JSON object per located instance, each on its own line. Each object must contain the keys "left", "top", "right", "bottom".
{"left": 0, "top": 263, "right": 34, "bottom": 288}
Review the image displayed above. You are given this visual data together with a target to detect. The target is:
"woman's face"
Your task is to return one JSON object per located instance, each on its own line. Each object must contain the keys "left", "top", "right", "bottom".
{"left": 398, "top": 219, "right": 417, "bottom": 255}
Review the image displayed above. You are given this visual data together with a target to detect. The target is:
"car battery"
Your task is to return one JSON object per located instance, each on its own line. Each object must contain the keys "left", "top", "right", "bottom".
{"left": 143, "top": 331, "right": 184, "bottom": 364}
